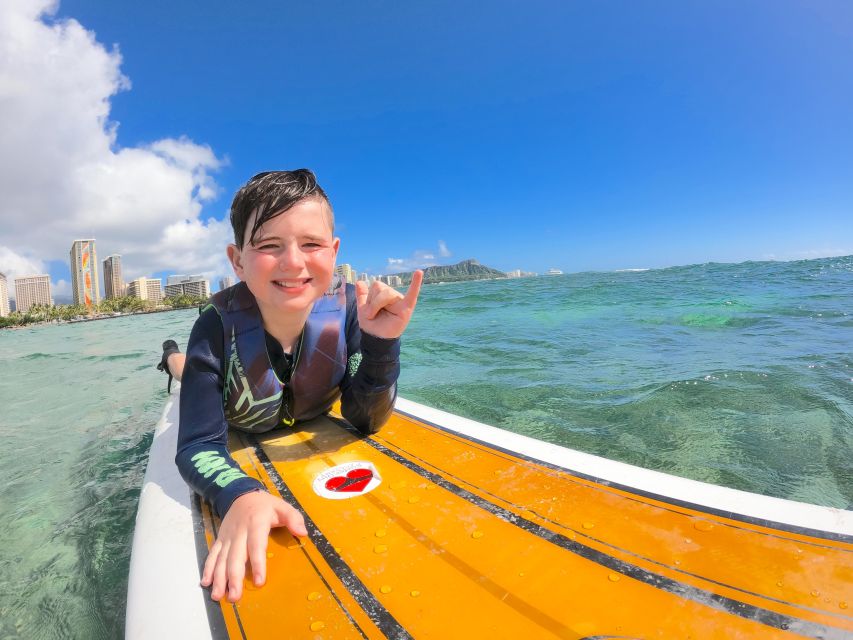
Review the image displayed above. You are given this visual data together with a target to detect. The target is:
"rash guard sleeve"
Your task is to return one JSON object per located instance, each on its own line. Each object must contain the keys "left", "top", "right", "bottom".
{"left": 339, "top": 285, "right": 400, "bottom": 434}
{"left": 175, "top": 308, "right": 266, "bottom": 518}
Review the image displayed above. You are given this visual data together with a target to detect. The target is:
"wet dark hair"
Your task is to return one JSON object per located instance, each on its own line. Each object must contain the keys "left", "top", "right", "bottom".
{"left": 229, "top": 169, "right": 334, "bottom": 248}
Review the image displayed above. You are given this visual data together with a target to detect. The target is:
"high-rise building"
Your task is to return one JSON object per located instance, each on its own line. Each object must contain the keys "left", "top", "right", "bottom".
{"left": 103, "top": 255, "right": 124, "bottom": 299}
{"left": 219, "top": 276, "right": 234, "bottom": 291}
{"left": 14, "top": 275, "right": 52, "bottom": 313}
{"left": 357, "top": 272, "right": 370, "bottom": 282}
{"left": 147, "top": 279, "right": 164, "bottom": 303}
{"left": 0, "top": 272, "right": 10, "bottom": 317}
{"left": 127, "top": 277, "right": 164, "bottom": 303}
{"left": 70, "top": 239, "right": 100, "bottom": 307}
{"left": 335, "top": 263, "right": 356, "bottom": 285}
{"left": 165, "top": 275, "right": 211, "bottom": 299}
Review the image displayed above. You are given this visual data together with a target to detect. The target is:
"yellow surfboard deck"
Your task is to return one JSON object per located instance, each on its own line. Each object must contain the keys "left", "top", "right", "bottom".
{"left": 196, "top": 404, "right": 853, "bottom": 639}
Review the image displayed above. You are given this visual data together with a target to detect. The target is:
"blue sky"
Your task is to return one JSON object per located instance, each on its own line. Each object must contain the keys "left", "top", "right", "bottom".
{"left": 2, "top": 1, "right": 852, "bottom": 297}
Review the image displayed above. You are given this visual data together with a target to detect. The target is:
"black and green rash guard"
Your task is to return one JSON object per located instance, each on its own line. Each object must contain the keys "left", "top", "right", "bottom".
{"left": 175, "top": 284, "right": 400, "bottom": 518}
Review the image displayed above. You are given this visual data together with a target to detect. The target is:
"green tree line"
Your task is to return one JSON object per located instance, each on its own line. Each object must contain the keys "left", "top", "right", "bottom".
{"left": 0, "top": 294, "right": 209, "bottom": 328}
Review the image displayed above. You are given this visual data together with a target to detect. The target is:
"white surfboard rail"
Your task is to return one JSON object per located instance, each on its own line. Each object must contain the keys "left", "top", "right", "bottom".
{"left": 126, "top": 389, "right": 213, "bottom": 640}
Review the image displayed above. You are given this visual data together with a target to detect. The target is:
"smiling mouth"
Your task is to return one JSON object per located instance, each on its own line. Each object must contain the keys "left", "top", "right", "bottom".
{"left": 272, "top": 278, "right": 312, "bottom": 289}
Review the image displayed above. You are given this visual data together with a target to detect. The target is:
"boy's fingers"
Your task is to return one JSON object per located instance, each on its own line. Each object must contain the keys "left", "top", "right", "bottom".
{"left": 247, "top": 527, "right": 270, "bottom": 587}
{"left": 404, "top": 270, "right": 424, "bottom": 308}
{"left": 355, "top": 280, "right": 368, "bottom": 307}
{"left": 365, "top": 286, "right": 404, "bottom": 320}
{"left": 211, "top": 541, "right": 230, "bottom": 601}
{"left": 275, "top": 501, "right": 308, "bottom": 537}
{"left": 226, "top": 543, "right": 248, "bottom": 602}
{"left": 201, "top": 540, "right": 221, "bottom": 587}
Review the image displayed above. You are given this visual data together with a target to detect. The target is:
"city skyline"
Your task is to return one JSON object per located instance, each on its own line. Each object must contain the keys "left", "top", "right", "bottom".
{"left": 0, "top": 229, "right": 448, "bottom": 307}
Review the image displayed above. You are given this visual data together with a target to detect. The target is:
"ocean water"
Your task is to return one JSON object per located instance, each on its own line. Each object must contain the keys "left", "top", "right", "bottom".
{"left": 0, "top": 256, "right": 851, "bottom": 638}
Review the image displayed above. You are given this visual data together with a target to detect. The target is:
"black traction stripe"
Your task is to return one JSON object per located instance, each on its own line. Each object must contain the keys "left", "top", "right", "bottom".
{"left": 394, "top": 406, "right": 853, "bottom": 546}
{"left": 191, "top": 493, "right": 243, "bottom": 640}
{"left": 245, "top": 434, "right": 412, "bottom": 640}
{"left": 235, "top": 433, "right": 371, "bottom": 640}
{"left": 327, "top": 418, "right": 847, "bottom": 639}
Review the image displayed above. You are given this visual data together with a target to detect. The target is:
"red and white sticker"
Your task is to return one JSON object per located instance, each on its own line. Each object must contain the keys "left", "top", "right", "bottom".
{"left": 313, "top": 461, "right": 382, "bottom": 500}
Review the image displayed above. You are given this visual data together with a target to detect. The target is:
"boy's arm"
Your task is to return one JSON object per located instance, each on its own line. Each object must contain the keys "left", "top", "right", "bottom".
{"left": 339, "top": 304, "right": 401, "bottom": 434}
{"left": 339, "top": 272, "right": 423, "bottom": 433}
{"left": 175, "top": 308, "right": 266, "bottom": 517}
{"left": 175, "top": 308, "right": 307, "bottom": 603}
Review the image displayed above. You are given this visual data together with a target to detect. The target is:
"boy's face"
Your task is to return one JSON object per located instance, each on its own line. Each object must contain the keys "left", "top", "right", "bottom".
{"left": 227, "top": 198, "right": 340, "bottom": 319}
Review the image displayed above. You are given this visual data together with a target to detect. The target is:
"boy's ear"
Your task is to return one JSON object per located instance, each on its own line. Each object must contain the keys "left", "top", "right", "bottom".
{"left": 332, "top": 237, "right": 340, "bottom": 257}
{"left": 226, "top": 244, "right": 244, "bottom": 278}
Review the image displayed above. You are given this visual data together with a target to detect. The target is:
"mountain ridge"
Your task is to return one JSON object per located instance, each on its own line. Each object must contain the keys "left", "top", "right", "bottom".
{"left": 391, "top": 259, "right": 506, "bottom": 284}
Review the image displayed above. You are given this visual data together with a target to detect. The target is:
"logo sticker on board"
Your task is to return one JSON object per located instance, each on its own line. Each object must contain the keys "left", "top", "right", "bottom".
{"left": 313, "top": 462, "right": 382, "bottom": 500}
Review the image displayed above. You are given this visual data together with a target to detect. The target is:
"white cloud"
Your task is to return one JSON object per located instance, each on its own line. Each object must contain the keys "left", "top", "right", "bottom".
{"left": 0, "top": 0, "right": 231, "bottom": 293}
{"left": 385, "top": 241, "right": 453, "bottom": 273}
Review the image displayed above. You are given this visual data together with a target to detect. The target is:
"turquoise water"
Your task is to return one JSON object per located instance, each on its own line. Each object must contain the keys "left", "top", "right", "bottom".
{"left": 1, "top": 256, "right": 851, "bottom": 638}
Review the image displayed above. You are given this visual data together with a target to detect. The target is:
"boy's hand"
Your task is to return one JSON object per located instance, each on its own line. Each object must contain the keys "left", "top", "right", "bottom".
{"left": 200, "top": 490, "right": 307, "bottom": 602}
{"left": 355, "top": 270, "right": 423, "bottom": 339}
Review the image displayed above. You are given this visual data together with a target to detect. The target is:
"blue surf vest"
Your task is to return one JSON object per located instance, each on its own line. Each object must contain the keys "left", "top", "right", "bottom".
{"left": 207, "top": 282, "right": 348, "bottom": 433}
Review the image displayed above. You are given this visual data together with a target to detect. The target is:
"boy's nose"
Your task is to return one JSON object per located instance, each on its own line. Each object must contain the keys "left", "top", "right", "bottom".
{"left": 278, "top": 242, "right": 305, "bottom": 270}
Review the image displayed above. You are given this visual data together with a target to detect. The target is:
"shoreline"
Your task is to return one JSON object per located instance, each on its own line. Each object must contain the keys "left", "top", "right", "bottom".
{"left": 0, "top": 306, "right": 195, "bottom": 331}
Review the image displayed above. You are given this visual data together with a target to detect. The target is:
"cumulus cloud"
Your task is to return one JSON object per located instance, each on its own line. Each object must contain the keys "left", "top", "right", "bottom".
{"left": 385, "top": 241, "right": 452, "bottom": 273}
{"left": 0, "top": 0, "right": 230, "bottom": 295}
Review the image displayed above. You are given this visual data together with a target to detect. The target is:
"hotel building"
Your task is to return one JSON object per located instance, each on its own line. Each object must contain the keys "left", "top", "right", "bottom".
{"left": 70, "top": 239, "right": 100, "bottom": 307}
{"left": 103, "top": 255, "right": 124, "bottom": 299}
{"left": 14, "top": 275, "right": 53, "bottom": 313}
{"left": 219, "top": 276, "right": 234, "bottom": 291}
{"left": 335, "top": 264, "right": 357, "bottom": 285}
{"left": 164, "top": 275, "right": 211, "bottom": 299}
{"left": 127, "top": 277, "right": 164, "bottom": 304}
{"left": 0, "top": 273, "right": 9, "bottom": 317}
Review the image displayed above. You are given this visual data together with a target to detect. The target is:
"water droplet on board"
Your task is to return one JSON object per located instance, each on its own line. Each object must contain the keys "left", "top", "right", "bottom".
{"left": 840, "top": 601, "right": 848, "bottom": 610}
{"left": 380, "top": 585, "right": 392, "bottom": 594}
{"left": 582, "top": 522, "right": 595, "bottom": 529}
{"left": 608, "top": 573, "right": 620, "bottom": 582}
{"left": 375, "top": 529, "right": 387, "bottom": 538}
{"left": 410, "top": 590, "right": 421, "bottom": 597}
{"left": 266, "top": 552, "right": 274, "bottom": 558}
{"left": 776, "top": 581, "right": 783, "bottom": 588}
{"left": 374, "top": 544, "right": 388, "bottom": 554}
{"left": 408, "top": 496, "right": 420, "bottom": 504}
{"left": 811, "top": 590, "right": 820, "bottom": 597}
{"left": 471, "top": 531, "right": 484, "bottom": 539}
{"left": 518, "top": 572, "right": 525, "bottom": 577}
{"left": 334, "top": 547, "right": 342, "bottom": 554}
{"left": 307, "top": 592, "right": 321, "bottom": 601}
{"left": 693, "top": 520, "right": 714, "bottom": 532}
{"left": 309, "top": 621, "right": 325, "bottom": 631}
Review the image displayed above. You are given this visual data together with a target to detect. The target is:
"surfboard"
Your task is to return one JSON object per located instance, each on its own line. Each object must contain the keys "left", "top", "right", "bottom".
{"left": 126, "top": 391, "right": 853, "bottom": 639}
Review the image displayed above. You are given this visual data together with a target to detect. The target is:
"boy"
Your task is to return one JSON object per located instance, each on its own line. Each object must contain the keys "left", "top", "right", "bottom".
{"left": 162, "top": 169, "right": 423, "bottom": 603}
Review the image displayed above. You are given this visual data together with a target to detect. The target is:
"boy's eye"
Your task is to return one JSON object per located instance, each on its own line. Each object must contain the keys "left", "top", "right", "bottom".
{"left": 256, "top": 243, "right": 279, "bottom": 250}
